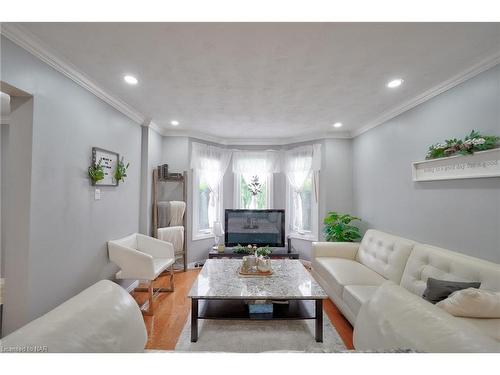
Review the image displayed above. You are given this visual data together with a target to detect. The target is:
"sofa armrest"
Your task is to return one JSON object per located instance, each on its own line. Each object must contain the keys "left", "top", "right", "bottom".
{"left": 353, "top": 282, "right": 500, "bottom": 353}
{"left": 137, "top": 234, "right": 175, "bottom": 259}
{"left": 311, "top": 242, "right": 360, "bottom": 259}
{"left": 108, "top": 241, "right": 155, "bottom": 280}
{"left": 1, "top": 280, "right": 147, "bottom": 352}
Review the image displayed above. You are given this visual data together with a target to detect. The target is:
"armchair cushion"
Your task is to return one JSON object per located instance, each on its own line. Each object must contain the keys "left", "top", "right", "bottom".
{"left": 108, "top": 242, "right": 155, "bottom": 280}
{"left": 108, "top": 233, "right": 175, "bottom": 281}
{"left": 137, "top": 234, "right": 175, "bottom": 259}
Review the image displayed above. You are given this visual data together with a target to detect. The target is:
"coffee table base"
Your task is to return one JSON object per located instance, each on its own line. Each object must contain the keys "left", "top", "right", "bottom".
{"left": 190, "top": 298, "right": 323, "bottom": 343}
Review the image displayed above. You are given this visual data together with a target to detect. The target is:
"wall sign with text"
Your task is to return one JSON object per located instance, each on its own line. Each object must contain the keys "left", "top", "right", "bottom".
{"left": 412, "top": 148, "right": 500, "bottom": 181}
{"left": 92, "top": 147, "right": 119, "bottom": 186}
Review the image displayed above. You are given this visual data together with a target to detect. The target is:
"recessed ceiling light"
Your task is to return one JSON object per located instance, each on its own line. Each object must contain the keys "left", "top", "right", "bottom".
{"left": 332, "top": 122, "right": 343, "bottom": 128}
{"left": 123, "top": 75, "right": 138, "bottom": 85}
{"left": 387, "top": 78, "right": 404, "bottom": 88}
{"left": 170, "top": 120, "right": 180, "bottom": 126}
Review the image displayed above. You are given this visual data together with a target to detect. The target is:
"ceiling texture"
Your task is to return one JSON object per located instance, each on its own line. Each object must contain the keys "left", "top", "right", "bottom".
{"left": 4, "top": 23, "right": 500, "bottom": 142}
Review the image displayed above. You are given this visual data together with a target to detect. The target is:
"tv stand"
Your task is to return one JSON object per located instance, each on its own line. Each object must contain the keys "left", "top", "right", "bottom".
{"left": 208, "top": 247, "right": 299, "bottom": 260}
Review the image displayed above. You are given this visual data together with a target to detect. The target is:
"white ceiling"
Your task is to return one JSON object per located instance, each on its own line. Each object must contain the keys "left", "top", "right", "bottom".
{"left": 10, "top": 23, "right": 500, "bottom": 140}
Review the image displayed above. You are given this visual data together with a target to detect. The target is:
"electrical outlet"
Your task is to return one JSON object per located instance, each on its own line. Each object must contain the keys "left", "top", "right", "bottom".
{"left": 94, "top": 188, "right": 101, "bottom": 200}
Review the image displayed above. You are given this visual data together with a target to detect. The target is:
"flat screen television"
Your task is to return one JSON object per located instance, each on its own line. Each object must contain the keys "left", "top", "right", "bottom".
{"left": 224, "top": 209, "right": 285, "bottom": 247}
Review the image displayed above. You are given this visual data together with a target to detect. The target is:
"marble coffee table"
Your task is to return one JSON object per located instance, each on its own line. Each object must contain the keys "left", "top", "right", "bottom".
{"left": 188, "top": 259, "right": 327, "bottom": 342}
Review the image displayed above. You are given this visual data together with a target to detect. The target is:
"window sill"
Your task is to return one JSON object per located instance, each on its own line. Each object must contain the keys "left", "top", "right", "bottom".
{"left": 192, "top": 232, "right": 214, "bottom": 242}
{"left": 288, "top": 232, "right": 318, "bottom": 242}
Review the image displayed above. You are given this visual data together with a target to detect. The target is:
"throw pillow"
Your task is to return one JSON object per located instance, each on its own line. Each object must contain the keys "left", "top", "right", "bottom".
{"left": 437, "top": 288, "right": 500, "bottom": 318}
{"left": 422, "top": 277, "right": 481, "bottom": 304}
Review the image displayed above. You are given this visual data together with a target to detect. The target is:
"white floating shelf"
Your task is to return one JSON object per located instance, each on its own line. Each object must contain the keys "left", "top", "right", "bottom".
{"left": 412, "top": 148, "right": 500, "bottom": 181}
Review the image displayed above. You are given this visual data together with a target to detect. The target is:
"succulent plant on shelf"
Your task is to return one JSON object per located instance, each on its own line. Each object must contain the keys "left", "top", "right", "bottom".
{"left": 425, "top": 130, "right": 499, "bottom": 160}
{"left": 232, "top": 244, "right": 254, "bottom": 254}
{"left": 255, "top": 245, "right": 272, "bottom": 258}
{"left": 232, "top": 244, "right": 273, "bottom": 257}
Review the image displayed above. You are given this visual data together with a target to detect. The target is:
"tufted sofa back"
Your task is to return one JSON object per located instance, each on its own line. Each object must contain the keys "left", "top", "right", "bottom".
{"left": 356, "top": 229, "right": 416, "bottom": 283}
{"left": 400, "top": 244, "right": 500, "bottom": 296}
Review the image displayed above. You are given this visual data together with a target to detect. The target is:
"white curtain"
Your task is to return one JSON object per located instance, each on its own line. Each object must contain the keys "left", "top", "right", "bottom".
{"left": 232, "top": 151, "right": 281, "bottom": 208}
{"left": 232, "top": 150, "right": 281, "bottom": 184}
{"left": 284, "top": 144, "right": 321, "bottom": 230}
{"left": 190, "top": 142, "right": 232, "bottom": 227}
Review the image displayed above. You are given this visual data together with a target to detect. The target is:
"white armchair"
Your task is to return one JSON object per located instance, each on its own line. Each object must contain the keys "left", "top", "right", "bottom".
{"left": 108, "top": 233, "right": 175, "bottom": 315}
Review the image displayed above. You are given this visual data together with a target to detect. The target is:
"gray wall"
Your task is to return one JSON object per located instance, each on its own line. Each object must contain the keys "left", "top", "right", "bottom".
{"left": 139, "top": 126, "right": 163, "bottom": 236}
{"left": 1, "top": 96, "right": 34, "bottom": 334}
{"left": 353, "top": 64, "right": 500, "bottom": 263}
{"left": 1, "top": 37, "right": 142, "bottom": 334}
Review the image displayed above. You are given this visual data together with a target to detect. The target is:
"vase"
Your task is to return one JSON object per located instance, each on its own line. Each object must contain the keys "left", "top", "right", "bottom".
{"left": 257, "top": 256, "right": 272, "bottom": 273}
{"left": 250, "top": 195, "right": 257, "bottom": 209}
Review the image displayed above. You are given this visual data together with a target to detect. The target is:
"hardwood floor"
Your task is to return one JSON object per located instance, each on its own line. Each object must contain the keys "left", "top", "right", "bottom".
{"left": 133, "top": 269, "right": 354, "bottom": 350}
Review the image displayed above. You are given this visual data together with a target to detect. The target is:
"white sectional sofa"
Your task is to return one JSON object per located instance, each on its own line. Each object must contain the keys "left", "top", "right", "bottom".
{"left": 311, "top": 229, "right": 500, "bottom": 352}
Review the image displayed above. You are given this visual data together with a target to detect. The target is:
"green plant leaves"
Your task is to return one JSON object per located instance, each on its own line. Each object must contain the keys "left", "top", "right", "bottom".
{"left": 233, "top": 244, "right": 253, "bottom": 254}
{"left": 232, "top": 244, "right": 273, "bottom": 256}
{"left": 426, "top": 130, "right": 499, "bottom": 160}
{"left": 323, "top": 211, "right": 362, "bottom": 242}
{"left": 255, "top": 246, "right": 272, "bottom": 257}
{"left": 88, "top": 161, "right": 104, "bottom": 184}
{"left": 114, "top": 157, "right": 129, "bottom": 183}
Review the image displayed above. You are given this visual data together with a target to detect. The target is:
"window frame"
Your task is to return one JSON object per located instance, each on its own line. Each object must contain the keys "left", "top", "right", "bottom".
{"left": 192, "top": 169, "right": 224, "bottom": 241}
{"left": 233, "top": 172, "right": 273, "bottom": 209}
{"left": 285, "top": 171, "right": 319, "bottom": 241}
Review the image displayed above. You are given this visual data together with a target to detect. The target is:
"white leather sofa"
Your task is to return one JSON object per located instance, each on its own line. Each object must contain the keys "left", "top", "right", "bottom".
{"left": 0, "top": 280, "right": 147, "bottom": 352}
{"left": 311, "top": 229, "right": 500, "bottom": 352}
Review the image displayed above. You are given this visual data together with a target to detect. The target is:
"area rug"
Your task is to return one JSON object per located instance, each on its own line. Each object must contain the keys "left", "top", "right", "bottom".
{"left": 175, "top": 313, "right": 346, "bottom": 353}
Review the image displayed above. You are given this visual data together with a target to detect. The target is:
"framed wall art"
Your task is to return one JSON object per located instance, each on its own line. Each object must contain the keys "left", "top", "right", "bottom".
{"left": 91, "top": 147, "right": 120, "bottom": 186}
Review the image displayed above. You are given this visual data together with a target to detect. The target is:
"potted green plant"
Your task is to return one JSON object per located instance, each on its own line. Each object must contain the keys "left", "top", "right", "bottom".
{"left": 233, "top": 244, "right": 254, "bottom": 254}
{"left": 255, "top": 245, "right": 272, "bottom": 257}
{"left": 114, "top": 157, "right": 130, "bottom": 183}
{"left": 425, "top": 130, "right": 500, "bottom": 160}
{"left": 88, "top": 161, "right": 105, "bottom": 185}
{"left": 323, "top": 211, "right": 362, "bottom": 242}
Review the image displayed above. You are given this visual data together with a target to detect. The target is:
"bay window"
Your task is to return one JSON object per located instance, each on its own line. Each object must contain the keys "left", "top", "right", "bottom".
{"left": 190, "top": 142, "right": 231, "bottom": 240}
{"left": 193, "top": 169, "right": 221, "bottom": 237}
{"left": 284, "top": 144, "right": 321, "bottom": 240}
{"left": 234, "top": 173, "right": 273, "bottom": 209}
{"left": 232, "top": 151, "right": 280, "bottom": 210}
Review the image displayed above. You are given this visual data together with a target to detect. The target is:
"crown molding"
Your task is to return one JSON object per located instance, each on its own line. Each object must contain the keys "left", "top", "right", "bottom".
{"left": 159, "top": 128, "right": 351, "bottom": 145}
{"left": 149, "top": 122, "right": 164, "bottom": 135}
{"left": 1, "top": 23, "right": 147, "bottom": 125}
{"left": 352, "top": 51, "right": 500, "bottom": 138}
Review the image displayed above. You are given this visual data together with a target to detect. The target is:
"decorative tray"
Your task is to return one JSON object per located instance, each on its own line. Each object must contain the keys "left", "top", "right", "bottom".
{"left": 238, "top": 266, "right": 273, "bottom": 277}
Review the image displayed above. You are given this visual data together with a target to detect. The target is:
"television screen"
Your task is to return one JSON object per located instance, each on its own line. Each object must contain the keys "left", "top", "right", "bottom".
{"left": 225, "top": 209, "right": 285, "bottom": 247}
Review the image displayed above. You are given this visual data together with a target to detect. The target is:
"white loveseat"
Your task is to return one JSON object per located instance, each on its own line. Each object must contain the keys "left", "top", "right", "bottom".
{"left": 311, "top": 229, "right": 500, "bottom": 352}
